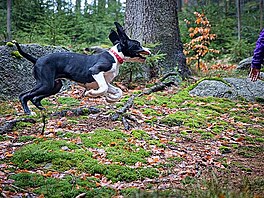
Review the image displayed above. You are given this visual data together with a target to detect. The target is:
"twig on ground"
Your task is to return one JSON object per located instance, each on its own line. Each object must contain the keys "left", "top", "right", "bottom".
{"left": 51, "top": 106, "right": 100, "bottom": 117}
{"left": 1, "top": 106, "right": 100, "bottom": 134}
{"left": 41, "top": 112, "right": 47, "bottom": 135}
{"left": 113, "top": 73, "right": 179, "bottom": 130}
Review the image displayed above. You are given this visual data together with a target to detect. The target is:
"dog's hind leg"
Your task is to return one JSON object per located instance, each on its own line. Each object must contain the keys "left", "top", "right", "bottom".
{"left": 19, "top": 84, "right": 42, "bottom": 114}
{"left": 32, "top": 79, "right": 63, "bottom": 110}
{"left": 20, "top": 81, "right": 56, "bottom": 115}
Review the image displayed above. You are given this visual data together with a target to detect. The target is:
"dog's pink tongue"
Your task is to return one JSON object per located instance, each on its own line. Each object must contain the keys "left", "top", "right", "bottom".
{"left": 139, "top": 59, "right": 146, "bottom": 63}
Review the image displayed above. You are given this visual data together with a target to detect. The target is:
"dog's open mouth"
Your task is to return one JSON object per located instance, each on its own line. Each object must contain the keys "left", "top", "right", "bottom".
{"left": 137, "top": 49, "right": 151, "bottom": 62}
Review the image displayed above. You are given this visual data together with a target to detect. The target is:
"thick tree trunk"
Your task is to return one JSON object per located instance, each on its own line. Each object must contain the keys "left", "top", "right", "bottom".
{"left": 125, "top": 0, "right": 191, "bottom": 80}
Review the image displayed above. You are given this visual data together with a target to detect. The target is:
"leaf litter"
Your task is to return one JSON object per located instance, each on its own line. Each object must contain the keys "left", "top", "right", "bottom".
{"left": 0, "top": 84, "right": 263, "bottom": 197}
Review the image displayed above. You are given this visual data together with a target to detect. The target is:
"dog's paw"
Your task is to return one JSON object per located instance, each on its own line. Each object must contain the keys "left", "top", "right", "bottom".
{"left": 105, "top": 95, "right": 121, "bottom": 103}
{"left": 105, "top": 89, "right": 122, "bottom": 103}
{"left": 85, "top": 88, "right": 108, "bottom": 97}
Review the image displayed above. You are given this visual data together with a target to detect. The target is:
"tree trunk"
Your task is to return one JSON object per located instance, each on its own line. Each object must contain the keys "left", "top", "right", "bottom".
{"left": 236, "top": 0, "right": 241, "bottom": 41}
{"left": 260, "top": 0, "right": 263, "bottom": 30}
{"left": 7, "top": 0, "right": 12, "bottom": 41}
{"left": 76, "top": 0, "right": 81, "bottom": 13}
{"left": 125, "top": 0, "right": 191, "bottom": 80}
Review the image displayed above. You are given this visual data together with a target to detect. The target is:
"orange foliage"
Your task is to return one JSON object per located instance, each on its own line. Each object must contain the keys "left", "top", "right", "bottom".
{"left": 210, "top": 63, "right": 237, "bottom": 71}
{"left": 184, "top": 11, "right": 219, "bottom": 72}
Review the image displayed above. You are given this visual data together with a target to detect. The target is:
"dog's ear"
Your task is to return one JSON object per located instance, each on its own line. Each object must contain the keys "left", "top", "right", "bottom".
{"left": 114, "top": 22, "right": 129, "bottom": 46}
{"left": 109, "top": 30, "right": 120, "bottom": 45}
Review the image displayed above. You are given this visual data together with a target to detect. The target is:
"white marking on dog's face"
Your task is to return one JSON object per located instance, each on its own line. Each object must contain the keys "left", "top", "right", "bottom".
{"left": 142, "top": 47, "right": 151, "bottom": 55}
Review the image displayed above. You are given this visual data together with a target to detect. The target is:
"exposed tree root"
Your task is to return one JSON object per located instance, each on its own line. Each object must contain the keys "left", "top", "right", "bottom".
{"left": 0, "top": 118, "right": 36, "bottom": 134}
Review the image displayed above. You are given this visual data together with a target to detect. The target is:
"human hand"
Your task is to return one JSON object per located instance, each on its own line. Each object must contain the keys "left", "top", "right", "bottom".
{"left": 249, "top": 68, "right": 260, "bottom": 82}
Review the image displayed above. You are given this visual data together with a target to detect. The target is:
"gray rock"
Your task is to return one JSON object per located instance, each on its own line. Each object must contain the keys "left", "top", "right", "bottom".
{"left": 189, "top": 78, "right": 264, "bottom": 101}
{"left": 237, "top": 57, "right": 252, "bottom": 70}
{"left": 0, "top": 44, "right": 70, "bottom": 100}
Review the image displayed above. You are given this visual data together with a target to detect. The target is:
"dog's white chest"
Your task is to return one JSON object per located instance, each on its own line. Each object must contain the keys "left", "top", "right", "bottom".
{"left": 104, "top": 63, "right": 119, "bottom": 82}
{"left": 79, "top": 63, "right": 119, "bottom": 90}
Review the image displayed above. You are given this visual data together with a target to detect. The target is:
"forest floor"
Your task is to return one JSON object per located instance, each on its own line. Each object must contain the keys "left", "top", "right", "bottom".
{"left": 0, "top": 80, "right": 263, "bottom": 198}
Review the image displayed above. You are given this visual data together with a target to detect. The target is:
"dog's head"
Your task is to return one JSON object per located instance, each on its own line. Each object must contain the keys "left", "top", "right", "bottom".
{"left": 109, "top": 22, "right": 151, "bottom": 63}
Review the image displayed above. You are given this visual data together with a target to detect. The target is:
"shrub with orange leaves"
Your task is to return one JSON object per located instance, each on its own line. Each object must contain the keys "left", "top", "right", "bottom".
{"left": 184, "top": 11, "right": 219, "bottom": 73}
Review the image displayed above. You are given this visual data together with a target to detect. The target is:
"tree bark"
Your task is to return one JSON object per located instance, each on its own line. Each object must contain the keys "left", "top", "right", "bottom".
{"left": 125, "top": 0, "right": 191, "bottom": 80}
{"left": 7, "top": 0, "right": 12, "bottom": 41}
{"left": 260, "top": 0, "right": 263, "bottom": 30}
{"left": 236, "top": 0, "right": 241, "bottom": 41}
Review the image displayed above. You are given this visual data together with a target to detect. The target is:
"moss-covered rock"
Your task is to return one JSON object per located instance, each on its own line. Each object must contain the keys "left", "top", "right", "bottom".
{"left": 0, "top": 43, "right": 70, "bottom": 100}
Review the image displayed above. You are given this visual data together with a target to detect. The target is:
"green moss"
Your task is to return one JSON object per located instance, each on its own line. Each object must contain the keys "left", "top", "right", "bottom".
{"left": 247, "top": 128, "right": 262, "bottom": 136}
{"left": 131, "top": 129, "right": 151, "bottom": 140}
{"left": 6, "top": 41, "right": 14, "bottom": 47}
{"left": 232, "top": 115, "right": 251, "bottom": 123}
{"left": 148, "top": 139, "right": 165, "bottom": 148}
{"left": 68, "top": 119, "right": 78, "bottom": 124}
{"left": 219, "top": 146, "right": 231, "bottom": 154}
{"left": 0, "top": 135, "right": 7, "bottom": 141}
{"left": 10, "top": 131, "right": 158, "bottom": 183}
{"left": 180, "top": 131, "right": 189, "bottom": 136}
{"left": 11, "top": 139, "right": 83, "bottom": 169}
{"left": 11, "top": 50, "right": 23, "bottom": 59}
{"left": 40, "top": 99, "right": 55, "bottom": 106}
{"left": 161, "top": 109, "right": 208, "bottom": 128}
{"left": 201, "top": 132, "right": 214, "bottom": 139}
{"left": 255, "top": 97, "right": 264, "bottom": 103}
{"left": 9, "top": 172, "right": 108, "bottom": 198}
{"left": 57, "top": 97, "right": 80, "bottom": 106}
{"left": 144, "top": 117, "right": 158, "bottom": 125}
{"left": 168, "top": 156, "right": 184, "bottom": 163}
{"left": 15, "top": 121, "right": 34, "bottom": 129}
{"left": 187, "top": 77, "right": 231, "bottom": 92}
{"left": 256, "top": 137, "right": 264, "bottom": 142}
{"left": 17, "top": 135, "right": 36, "bottom": 142}
{"left": 142, "top": 108, "right": 162, "bottom": 116}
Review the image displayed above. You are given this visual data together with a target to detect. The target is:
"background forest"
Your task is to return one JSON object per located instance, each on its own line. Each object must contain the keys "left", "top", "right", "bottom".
{"left": 1, "top": 0, "right": 263, "bottom": 64}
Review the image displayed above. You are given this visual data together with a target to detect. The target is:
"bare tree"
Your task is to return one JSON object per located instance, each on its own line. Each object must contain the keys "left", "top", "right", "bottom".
{"left": 124, "top": 0, "right": 191, "bottom": 79}
{"left": 260, "top": 0, "right": 263, "bottom": 30}
{"left": 7, "top": 0, "right": 12, "bottom": 41}
{"left": 236, "top": 0, "right": 241, "bottom": 40}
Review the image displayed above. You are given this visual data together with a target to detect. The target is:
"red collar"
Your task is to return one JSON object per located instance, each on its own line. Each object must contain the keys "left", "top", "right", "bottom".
{"left": 110, "top": 49, "right": 124, "bottom": 64}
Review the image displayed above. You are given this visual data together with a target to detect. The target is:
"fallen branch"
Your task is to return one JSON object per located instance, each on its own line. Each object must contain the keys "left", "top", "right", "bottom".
{"left": 0, "top": 106, "right": 101, "bottom": 134}
{"left": 51, "top": 106, "right": 100, "bottom": 117}
{"left": 113, "top": 73, "right": 179, "bottom": 130}
{"left": 0, "top": 118, "right": 36, "bottom": 134}
{"left": 138, "top": 81, "right": 177, "bottom": 97}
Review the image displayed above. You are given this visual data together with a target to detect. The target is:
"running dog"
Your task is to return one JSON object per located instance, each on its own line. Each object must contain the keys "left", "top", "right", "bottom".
{"left": 14, "top": 22, "right": 150, "bottom": 115}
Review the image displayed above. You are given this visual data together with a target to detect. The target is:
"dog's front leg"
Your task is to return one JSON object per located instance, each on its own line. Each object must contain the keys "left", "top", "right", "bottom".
{"left": 85, "top": 72, "right": 108, "bottom": 97}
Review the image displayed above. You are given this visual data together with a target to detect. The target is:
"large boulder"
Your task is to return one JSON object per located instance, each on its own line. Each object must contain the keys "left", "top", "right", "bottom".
{"left": 0, "top": 43, "right": 69, "bottom": 100}
{"left": 189, "top": 78, "right": 264, "bottom": 101}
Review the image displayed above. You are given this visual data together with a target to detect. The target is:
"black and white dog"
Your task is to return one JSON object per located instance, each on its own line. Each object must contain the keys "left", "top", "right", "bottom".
{"left": 15, "top": 22, "right": 150, "bottom": 115}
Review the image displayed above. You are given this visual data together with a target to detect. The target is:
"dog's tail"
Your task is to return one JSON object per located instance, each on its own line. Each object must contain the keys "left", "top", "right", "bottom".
{"left": 13, "top": 41, "right": 37, "bottom": 64}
